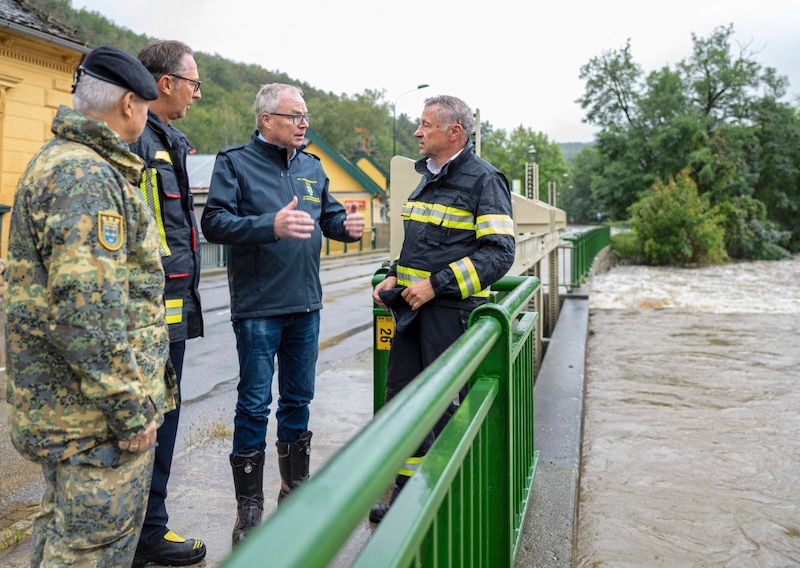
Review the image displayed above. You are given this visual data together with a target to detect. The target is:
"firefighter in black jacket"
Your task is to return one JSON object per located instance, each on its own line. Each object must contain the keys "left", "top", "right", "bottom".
{"left": 370, "top": 95, "right": 516, "bottom": 523}
{"left": 129, "top": 40, "right": 205, "bottom": 567}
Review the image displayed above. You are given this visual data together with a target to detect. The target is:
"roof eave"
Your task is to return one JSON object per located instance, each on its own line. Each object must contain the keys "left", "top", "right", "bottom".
{"left": 0, "top": 18, "right": 89, "bottom": 53}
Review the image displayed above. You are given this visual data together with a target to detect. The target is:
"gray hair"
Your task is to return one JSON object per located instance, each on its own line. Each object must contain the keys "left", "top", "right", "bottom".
{"left": 254, "top": 83, "right": 303, "bottom": 128}
{"left": 424, "top": 95, "right": 475, "bottom": 142}
{"left": 73, "top": 74, "right": 129, "bottom": 115}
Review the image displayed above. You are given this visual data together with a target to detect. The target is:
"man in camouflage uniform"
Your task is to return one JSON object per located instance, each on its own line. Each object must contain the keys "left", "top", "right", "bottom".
{"left": 4, "top": 46, "right": 176, "bottom": 567}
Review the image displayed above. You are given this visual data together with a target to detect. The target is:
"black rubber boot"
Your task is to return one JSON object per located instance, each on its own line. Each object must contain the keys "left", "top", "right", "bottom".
{"left": 368, "top": 482, "right": 402, "bottom": 524}
{"left": 230, "top": 449, "right": 264, "bottom": 546}
{"left": 276, "top": 430, "right": 312, "bottom": 504}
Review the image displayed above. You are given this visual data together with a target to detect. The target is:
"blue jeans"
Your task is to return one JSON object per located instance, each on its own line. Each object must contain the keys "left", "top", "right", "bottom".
{"left": 231, "top": 311, "right": 320, "bottom": 455}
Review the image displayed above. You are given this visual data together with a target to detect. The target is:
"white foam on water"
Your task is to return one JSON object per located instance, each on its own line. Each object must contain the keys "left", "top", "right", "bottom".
{"left": 588, "top": 255, "right": 800, "bottom": 313}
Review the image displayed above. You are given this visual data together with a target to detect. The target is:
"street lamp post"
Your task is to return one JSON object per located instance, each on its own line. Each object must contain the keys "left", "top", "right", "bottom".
{"left": 392, "top": 83, "right": 429, "bottom": 157}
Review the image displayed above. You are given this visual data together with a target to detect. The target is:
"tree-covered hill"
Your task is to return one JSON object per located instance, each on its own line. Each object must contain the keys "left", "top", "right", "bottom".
{"left": 36, "top": 0, "right": 405, "bottom": 167}
{"left": 34, "top": 0, "right": 574, "bottom": 187}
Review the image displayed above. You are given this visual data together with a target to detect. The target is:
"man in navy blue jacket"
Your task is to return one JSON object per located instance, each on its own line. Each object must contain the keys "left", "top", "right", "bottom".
{"left": 201, "top": 83, "right": 365, "bottom": 545}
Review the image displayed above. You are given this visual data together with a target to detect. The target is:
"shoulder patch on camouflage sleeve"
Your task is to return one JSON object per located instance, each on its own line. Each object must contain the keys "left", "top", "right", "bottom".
{"left": 98, "top": 211, "right": 124, "bottom": 251}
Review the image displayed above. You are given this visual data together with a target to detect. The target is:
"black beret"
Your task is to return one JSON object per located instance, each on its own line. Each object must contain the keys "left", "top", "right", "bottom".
{"left": 73, "top": 45, "right": 159, "bottom": 101}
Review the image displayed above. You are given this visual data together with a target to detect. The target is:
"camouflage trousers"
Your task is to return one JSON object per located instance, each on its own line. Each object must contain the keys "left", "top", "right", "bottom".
{"left": 30, "top": 444, "right": 155, "bottom": 567}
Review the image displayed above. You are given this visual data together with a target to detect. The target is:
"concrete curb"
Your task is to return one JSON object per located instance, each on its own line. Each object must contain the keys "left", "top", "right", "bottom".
{"left": 515, "top": 297, "right": 588, "bottom": 567}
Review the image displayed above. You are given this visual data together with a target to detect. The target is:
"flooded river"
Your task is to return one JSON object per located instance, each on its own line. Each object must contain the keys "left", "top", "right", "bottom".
{"left": 576, "top": 256, "right": 800, "bottom": 567}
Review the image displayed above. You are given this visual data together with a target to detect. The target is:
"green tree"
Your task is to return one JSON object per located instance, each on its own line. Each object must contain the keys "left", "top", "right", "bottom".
{"left": 576, "top": 22, "right": 800, "bottom": 258}
{"left": 749, "top": 95, "right": 800, "bottom": 251}
{"left": 578, "top": 39, "right": 642, "bottom": 130}
{"left": 564, "top": 145, "right": 603, "bottom": 223}
{"left": 630, "top": 171, "right": 726, "bottom": 266}
{"left": 481, "top": 127, "right": 570, "bottom": 200}
{"left": 679, "top": 24, "right": 764, "bottom": 123}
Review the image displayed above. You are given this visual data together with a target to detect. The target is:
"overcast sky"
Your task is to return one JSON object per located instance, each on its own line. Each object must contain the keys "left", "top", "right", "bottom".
{"left": 76, "top": 0, "right": 800, "bottom": 143}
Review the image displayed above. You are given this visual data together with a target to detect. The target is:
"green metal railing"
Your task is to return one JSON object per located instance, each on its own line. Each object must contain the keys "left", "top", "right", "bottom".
{"left": 561, "top": 226, "right": 610, "bottom": 288}
{"left": 221, "top": 275, "right": 540, "bottom": 568}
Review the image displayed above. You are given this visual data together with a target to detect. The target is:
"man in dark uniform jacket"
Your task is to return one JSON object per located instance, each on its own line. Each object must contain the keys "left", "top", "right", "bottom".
{"left": 129, "top": 39, "right": 206, "bottom": 568}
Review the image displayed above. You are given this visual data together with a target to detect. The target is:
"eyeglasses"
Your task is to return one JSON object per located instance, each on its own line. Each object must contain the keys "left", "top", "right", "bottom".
{"left": 270, "top": 112, "right": 312, "bottom": 125}
{"left": 168, "top": 73, "right": 202, "bottom": 93}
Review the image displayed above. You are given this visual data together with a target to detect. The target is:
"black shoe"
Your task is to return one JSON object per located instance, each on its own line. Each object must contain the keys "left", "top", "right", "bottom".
{"left": 133, "top": 530, "right": 207, "bottom": 567}
{"left": 368, "top": 503, "right": 391, "bottom": 524}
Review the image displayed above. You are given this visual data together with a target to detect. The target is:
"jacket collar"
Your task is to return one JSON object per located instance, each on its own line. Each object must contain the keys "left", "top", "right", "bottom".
{"left": 251, "top": 129, "right": 307, "bottom": 167}
{"left": 415, "top": 140, "right": 474, "bottom": 179}
{"left": 146, "top": 110, "right": 193, "bottom": 153}
{"left": 52, "top": 105, "right": 144, "bottom": 185}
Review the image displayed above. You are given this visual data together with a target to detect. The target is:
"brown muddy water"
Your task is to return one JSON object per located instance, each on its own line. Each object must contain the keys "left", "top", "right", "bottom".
{"left": 575, "top": 256, "right": 800, "bottom": 567}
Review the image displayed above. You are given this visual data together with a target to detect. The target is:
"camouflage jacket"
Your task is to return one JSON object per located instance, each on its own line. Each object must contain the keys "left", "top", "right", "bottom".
{"left": 5, "top": 105, "right": 177, "bottom": 464}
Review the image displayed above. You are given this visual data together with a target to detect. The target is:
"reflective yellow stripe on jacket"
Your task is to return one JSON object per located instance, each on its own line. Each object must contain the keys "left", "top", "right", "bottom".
{"left": 396, "top": 264, "right": 490, "bottom": 299}
{"left": 401, "top": 202, "right": 513, "bottom": 238}
{"left": 140, "top": 168, "right": 172, "bottom": 257}
{"left": 401, "top": 201, "right": 475, "bottom": 230}
{"left": 396, "top": 265, "right": 430, "bottom": 287}
{"left": 449, "top": 256, "right": 489, "bottom": 298}
{"left": 476, "top": 213, "right": 514, "bottom": 238}
{"left": 397, "top": 455, "right": 423, "bottom": 478}
{"left": 165, "top": 298, "right": 184, "bottom": 324}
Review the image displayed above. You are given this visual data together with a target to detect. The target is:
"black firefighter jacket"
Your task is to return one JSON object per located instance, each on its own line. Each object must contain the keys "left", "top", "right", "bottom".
{"left": 388, "top": 140, "right": 516, "bottom": 311}
{"left": 130, "top": 111, "right": 204, "bottom": 343}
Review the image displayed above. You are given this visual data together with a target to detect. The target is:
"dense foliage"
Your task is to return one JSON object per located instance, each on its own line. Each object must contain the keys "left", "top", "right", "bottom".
{"left": 630, "top": 171, "right": 727, "bottom": 265}
{"left": 572, "top": 24, "right": 800, "bottom": 261}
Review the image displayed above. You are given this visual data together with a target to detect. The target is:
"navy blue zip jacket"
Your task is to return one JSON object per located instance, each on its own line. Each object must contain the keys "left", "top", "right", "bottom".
{"left": 200, "top": 130, "right": 358, "bottom": 319}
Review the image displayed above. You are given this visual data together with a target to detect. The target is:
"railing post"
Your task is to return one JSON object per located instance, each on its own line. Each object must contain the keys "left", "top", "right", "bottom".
{"left": 469, "top": 299, "right": 514, "bottom": 565}
{"left": 372, "top": 267, "right": 391, "bottom": 413}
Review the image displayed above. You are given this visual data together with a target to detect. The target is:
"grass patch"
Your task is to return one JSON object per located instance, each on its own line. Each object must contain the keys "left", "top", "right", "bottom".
{"left": 0, "top": 525, "right": 27, "bottom": 552}
{"left": 182, "top": 411, "right": 233, "bottom": 450}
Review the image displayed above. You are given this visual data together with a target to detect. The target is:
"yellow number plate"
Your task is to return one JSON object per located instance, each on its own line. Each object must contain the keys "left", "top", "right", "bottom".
{"left": 375, "top": 315, "right": 394, "bottom": 350}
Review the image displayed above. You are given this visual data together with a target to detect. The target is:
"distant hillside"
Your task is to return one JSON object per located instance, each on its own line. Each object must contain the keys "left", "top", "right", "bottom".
{"left": 558, "top": 142, "right": 591, "bottom": 160}
{"left": 36, "top": 0, "right": 583, "bottom": 175}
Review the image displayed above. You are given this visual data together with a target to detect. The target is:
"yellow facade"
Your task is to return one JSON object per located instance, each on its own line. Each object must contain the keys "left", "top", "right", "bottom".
{"left": 0, "top": 25, "right": 85, "bottom": 258}
{"left": 304, "top": 140, "right": 389, "bottom": 254}
{"left": 354, "top": 155, "right": 388, "bottom": 192}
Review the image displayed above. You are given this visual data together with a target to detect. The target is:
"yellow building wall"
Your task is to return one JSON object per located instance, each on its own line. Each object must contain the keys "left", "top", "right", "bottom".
{"left": 0, "top": 32, "right": 84, "bottom": 259}
{"left": 354, "top": 156, "right": 388, "bottom": 191}
{"left": 305, "top": 141, "right": 386, "bottom": 255}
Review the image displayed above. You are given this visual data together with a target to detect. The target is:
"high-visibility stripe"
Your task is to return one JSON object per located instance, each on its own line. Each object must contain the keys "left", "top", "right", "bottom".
{"left": 401, "top": 201, "right": 475, "bottom": 231}
{"left": 397, "top": 455, "right": 424, "bottom": 477}
{"left": 396, "top": 263, "right": 489, "bottom": 298}
{"left": 396, "top": 265, "right": 431, "bottom": 287}
{"left": 165, "top": 298, "right": 183, "bottom": 324}
{"left": 140, "top": 168, "right": 171, "bottom": 257}
{"left": 476, "top": 213, "right": 514, "bottom": 238}
{"left": 449, "top": 257, "right": 490, "bottom": 298}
